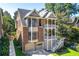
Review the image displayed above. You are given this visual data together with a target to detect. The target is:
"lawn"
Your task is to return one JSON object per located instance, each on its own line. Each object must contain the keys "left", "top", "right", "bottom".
{"left": 49, "top": 48, "right": 79, "bottom": 56}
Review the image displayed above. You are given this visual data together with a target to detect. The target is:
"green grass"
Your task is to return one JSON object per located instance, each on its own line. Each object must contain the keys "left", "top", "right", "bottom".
{"left": 49, "top": 48, "right": 79, "bottom": 56}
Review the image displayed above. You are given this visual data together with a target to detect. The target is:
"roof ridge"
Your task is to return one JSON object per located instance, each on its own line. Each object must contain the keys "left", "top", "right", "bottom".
{"left": 18, "top": 8, "right": 31, "bottom": 11}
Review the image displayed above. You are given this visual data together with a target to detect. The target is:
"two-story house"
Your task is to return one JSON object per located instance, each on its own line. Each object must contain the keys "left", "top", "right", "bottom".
{"left": 15, "top": 8, "right": 64, "bottom": 53}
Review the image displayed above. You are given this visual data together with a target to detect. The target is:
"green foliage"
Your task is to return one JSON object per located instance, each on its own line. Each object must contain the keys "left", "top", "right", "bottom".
{"left": 3, "top": 16, "right": 15, "bottom": 34}
{"left": 3, "top": 11, "right": 11, "bottom": 17}
{"left": 13, "top": 39, "right": 24, "bottom": 56}
{"left": 45, "top": 3, "right": 79, "bottom": 17}
{"left": 76, "top": 44, "right": 79, "bottom": 52}
{"left": 0, "top": 34, "right": 9, "bottom": 56}
{"left": 0, "top": 11, "right": 15, "bottom": 56}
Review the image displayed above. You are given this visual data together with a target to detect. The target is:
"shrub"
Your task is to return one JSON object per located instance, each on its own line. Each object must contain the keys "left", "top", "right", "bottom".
{"left": 0, "top": 35, "right": 9, "bottom": 56}
{"left": 76, "top": 44, "right": 79, "bottom": 52}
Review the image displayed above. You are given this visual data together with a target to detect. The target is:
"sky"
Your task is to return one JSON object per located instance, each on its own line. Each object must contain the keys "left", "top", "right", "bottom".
{"left": 0, "top": 3, "right": 45, "bottom": 17}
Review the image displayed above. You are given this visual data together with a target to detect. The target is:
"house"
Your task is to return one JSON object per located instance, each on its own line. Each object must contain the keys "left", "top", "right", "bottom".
{"left": 73, "top": 17, "right": 79, "bottom": 27}
{"left": 66, "top": 17, "right": 79, "bottom": 27}
{"left": 0, "top": 8, "right": 3, "bottom": 39}
{"left": 15, "top": 8, "right": 64, "bottom": 53}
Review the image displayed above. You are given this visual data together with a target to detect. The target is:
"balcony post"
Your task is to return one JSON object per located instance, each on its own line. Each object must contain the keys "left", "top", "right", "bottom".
{"left": 51, "top": 19, "right": 52, "bottom": 49}
{"left": 47, "top": 19, "right": 48, "bottom": 50}
{"left": 55, "top": 19, "right": 56, "bottom": 39}
{"left": 31, "top": 18, "right": 32, "bottom": 42}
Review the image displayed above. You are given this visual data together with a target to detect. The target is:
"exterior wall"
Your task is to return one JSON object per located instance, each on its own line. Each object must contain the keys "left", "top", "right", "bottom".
{"left": 16, "top": 11, "right": 23, "bottom": 40}
{"left": 23, "top": 19, "right": 44, "bottom": 52}
{"left": 38, "top": 27, "right": 44, "bottom": 42}
{"left": 22, "top": 27, "right": 28, "bottom": 52}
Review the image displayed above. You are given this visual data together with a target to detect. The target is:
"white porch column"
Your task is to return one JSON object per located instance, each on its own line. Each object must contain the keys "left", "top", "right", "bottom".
{"left": 51, "top": 19, "right": 52, "bottom": 49}
{"left": 47, "top": 19, "right": 48, "bottom": 50}
{"left": 55, "top": 19, "right": 56, "bottom": 39}
{"left": 31, "top": 18, "right": 32, "bottom": 42}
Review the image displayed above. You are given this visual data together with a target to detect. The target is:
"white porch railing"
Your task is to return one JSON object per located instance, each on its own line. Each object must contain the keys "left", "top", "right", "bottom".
{"left": 51, "top": 38, "right": 64, "bottom": 52}
{"left": 44, "top": 25, "right": 56, "bottom": 29}
{"left": 44, "top": 36, "right": 56, "bottom": 40}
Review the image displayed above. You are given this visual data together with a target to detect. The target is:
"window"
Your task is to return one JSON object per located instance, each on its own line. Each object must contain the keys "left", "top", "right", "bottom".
{"left": 48, "top": 19, "right": 51, "bottom": 24}
{"left": 45, "top": 29, "right": 47, "bottom": 36}
{"left": 32, "top": 18, "right": 37, "bottom": 27}
{"left": 48, "top": 29, "right": 51, "bottom": 36}
{"left": 52, "top": 20, "right": 55, "bottom": 24}
{"left": 28, "top": 18, "right": 37, "bottom": 27}
{"left": 25, "top": 19, "right": 28, "bottom": 26}
{"left": 28, "top": 18, "right": 31, "bottom": 27}
{"left": 45, "top": 20, "right": 47, "bottom": 24}
{"left": 45, "top": 29, "right": 51, "bottom": 36}
{"left": 39, "top": 19, "right": 41, "bottom": 26}
{"left": 28, "top": 32, "right": 31, "bottom": 40}
{"left": 32, "top": 32, "right": 37, "bottom": 40}
{"left": 52, "top": 29, "right": 55, "bottom": 36}
{"left": 28, "top": 32, "right": 37, "bottom": 40}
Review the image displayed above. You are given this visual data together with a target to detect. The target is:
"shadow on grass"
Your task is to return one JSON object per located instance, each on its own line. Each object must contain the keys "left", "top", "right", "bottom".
{"left": 54, "top": 47, "right": 70, "bottom": 56}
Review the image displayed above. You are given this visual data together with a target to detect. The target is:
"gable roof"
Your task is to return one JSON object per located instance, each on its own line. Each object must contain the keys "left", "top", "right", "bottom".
{"left": 17, "top": 8, "right": 31, "bottom": 26}
{"left": 39, "top": 9, "right": 56, "bottom": 18}
{"left": 39, "top": 9, "right": 48, "bottom": 17}
{"left": 45, "top": 12, "right": 56, "bottom": 18}
{"left": 16, "top": 8, "right": 56, "bottom": 26}
{"left": 18, "top": 8, "right": 31, "bottom": 19}
{"left": 18, "top": 8, "right": 56, "bottom": 19}
{"left": 24, "top": 9, "right": 40, "bottom": 18}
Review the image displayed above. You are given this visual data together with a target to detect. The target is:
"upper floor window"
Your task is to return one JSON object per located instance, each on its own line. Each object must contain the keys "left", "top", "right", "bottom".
{"left": 48, "top": 29, "right": 51, "bottom": 36}
{"left": 28, "top": 18, "right": 37, "bottom": 27}
{"left": 28, "top": 18, "right": 31, "bottom": 27}
{"left": 48, "top": 19, "right": 51, "bottom": 24}
{"left": 52, "top": 20, "right": 55, "bottom": 24}
{"left": 39, "top": 19, "right": 41, "bottom": 26}
{"left": 32, "top": 18, "right": 37, "bottom": 27}
{"left": 45, "top": 29, "right": 47, "bottom": 36}
{"left": 52, "top": 29, "right": 55, "bottom": 36}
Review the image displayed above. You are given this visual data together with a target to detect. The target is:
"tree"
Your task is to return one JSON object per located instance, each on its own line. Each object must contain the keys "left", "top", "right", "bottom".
{"left": 3, "top": 11, "right": 11, "bottom": 17}
{"left": 3, "top": 11, "right": 15, "bottom": 35}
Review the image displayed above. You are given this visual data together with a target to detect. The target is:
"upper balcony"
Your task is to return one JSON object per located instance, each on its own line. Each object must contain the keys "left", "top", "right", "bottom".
{"left": 43, "top": 24, "right": 56, "bottom": 29}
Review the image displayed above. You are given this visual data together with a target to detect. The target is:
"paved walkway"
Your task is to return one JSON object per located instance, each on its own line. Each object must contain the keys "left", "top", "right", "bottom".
{"left": 26, "top": 49, "right": 52, "bottom": 56}
{"left": 9, "top": 40, "right": 16, "bottom": 56}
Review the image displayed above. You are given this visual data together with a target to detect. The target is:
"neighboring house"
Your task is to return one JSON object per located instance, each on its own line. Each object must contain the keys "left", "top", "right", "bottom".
{"left": 73, "top": 17, "right": 79, "bottom": 27}
{"left": 66, "top": 17, "right": 79, "bottom": 27}
{"left": 0, "top": 8, "right": 3, "bottom": 39}
{"left": 15, "top": 8, "right": 64, "bottom": 53}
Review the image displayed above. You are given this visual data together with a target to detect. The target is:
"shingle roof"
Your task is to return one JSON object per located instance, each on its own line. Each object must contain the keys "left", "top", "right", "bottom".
{"left": 39, "top": 9, "right": 48, "bottom": 17}
{"left": 18, "top": 8, "right": 31, "bottom": 26}
{"left": 38, "top": 9, "right": 56, "bottom": 18}
{"left": 18, "top": 8, "right": 31, "bottom": 19}
{"left": 16, "top": 8, "right": 56, "bottom": 26}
